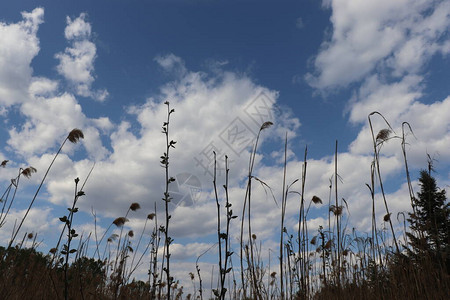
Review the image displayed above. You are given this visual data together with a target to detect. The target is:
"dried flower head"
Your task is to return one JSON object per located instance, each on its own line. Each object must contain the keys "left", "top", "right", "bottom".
{"left": 108, "top": 233, "right": 119, "bottom": 242}
{"left": 148, "top": 213, "right": 156, "bottom": 220}
{"left": 376, "top": 129, "right": 391, "bottom": 143}
{"left": 128, "top": 230, "right": 134, "bottom": 238}
{"left": 310, "top": 236, "right": 317, "bottom": 245}
{"left": 260, "top": 121, "right": 273, "bottom": 131}
{"left": 251, "top": 234, "right": 257, "bottom": 240}
{"left": 312, "top": 195, "right": 323, "bottom": 205}
{"left": 49, "top": 248, "right": 57, "bottom": 254}
{"left": 27, "top": 233, "right": 34, "bottom": 239}
{"left": 113, "top": 217, "right": 129, "bottom": 227}
{"left": 270, "top": 271, "right": 277, "bottom": 278}
{"left": 324, "top": 240, "right": 332, "bottom": 250}
{"left": 22, "top": 167, "right": 37, "bottom": 178}
{"left": 1, "top": 160, "right": 8, "bottom": 168}
{"left": 330, "top": 205, "right": 343, "bottom": 216}
{"left": 130, "top": 202, "right": 141, "bottom": 211}
{"left": 68, "top": 128, "right": 84, "bottom": 143}
{"left": 383, "top": 213, "right": 391, "bottom": 222}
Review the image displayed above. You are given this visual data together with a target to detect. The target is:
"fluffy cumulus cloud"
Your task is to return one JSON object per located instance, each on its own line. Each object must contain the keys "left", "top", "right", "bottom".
{"left": 0, "top": 9, "right": 111, "bottom": 163}
{"left": 0, "top": 7, "right": 43, "bottom": 107}
{"left": 306, "top": 0, "right": 450, "bottom": 89}
{"left": 55, "top": 13, "right": 108, "bottom": 101}
{"left": 0, "top": 207, "right": 59, "bottom": 246}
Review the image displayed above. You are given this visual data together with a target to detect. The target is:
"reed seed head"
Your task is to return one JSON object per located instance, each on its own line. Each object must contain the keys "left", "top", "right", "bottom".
{"left": 383, "top": 213, "right": 391, "bottom": 222}
{"left": 260, "top": 121, "right": 273, "bottom": 131}
{"left": 68, "top": 128, "right": 84, "bottom": 143}
{"left": 312, "top": 195, "right": 323, "bottom": 205}
{"left": 148, "top": 213, "right": 156, "bottom": 220}
{"left": 113, "top": 217, "right": 129, "bottom": 227}
{"left": 376, "top": 129, "right": 391, "bottom": 143}
{"left": 1, "top": 160, "right": 8, "bottom": 167}
{"left": 108, "top": 233, "right": 119, "bottom": 242}
{"left": 130, "top": 202, "right": 141, "bottom": 211}
{"left": 330, "top": 205, "right": 343, "bottom": 216}
{"left": 27, "top": 233, "right": 34, "bottom": 239}
{"left": 128, "top": 230, "right": 134, "bottom": 237}
{"left": 22, "top": 167, "right": 37, "bottom": 178}
{"left": 49, "top": 248, "right": 57, "bottom": 254}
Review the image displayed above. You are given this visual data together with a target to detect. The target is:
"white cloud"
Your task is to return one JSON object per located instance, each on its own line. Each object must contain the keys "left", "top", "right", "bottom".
{"left": 29, "top": 77, "right": 59, "bottom": 97}
{"left": 155, "top": 53, "right": 187, "bottom": 76}
{"left": 64, "top": 13, "right": 91, "bottom": 40}
{"left": 55, "top": 13, "right": 108, "bottom": 101}
{"left": 1, "top": 10, "right": 112, "bottom": 164}
{"left": 348, "top": 75, "right": 423, "bottom": 124}
{"left": 0, "top": 7, "right": 43, "bottom": 106}
{"left": 7, "top": 92, "right": 109, "bottom": 161}
{"left": 306, "top": 0, "right": 450, "bottom": 89}
{"left": 0, "top": 207, "right": 57, "bottom": 246}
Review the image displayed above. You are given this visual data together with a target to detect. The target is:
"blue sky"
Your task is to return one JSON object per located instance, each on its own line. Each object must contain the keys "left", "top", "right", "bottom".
{"left": 1, "top": 0, "right": 449, "bottom": 288}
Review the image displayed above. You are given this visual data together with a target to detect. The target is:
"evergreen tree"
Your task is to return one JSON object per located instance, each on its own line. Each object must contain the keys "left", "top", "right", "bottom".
{"left": 406, "top": 169, "right": 450, "bottom": 273}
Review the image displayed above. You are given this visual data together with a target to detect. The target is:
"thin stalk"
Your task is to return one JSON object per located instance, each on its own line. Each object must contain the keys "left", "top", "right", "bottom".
{"left": 368, "top": 112, "right": 400, "bottom": 253}
{"left": 279, "top": 132, "right": 288, "bottom": 300}
{"left": 8, "top": 129, "right": 83, "bottom": 249}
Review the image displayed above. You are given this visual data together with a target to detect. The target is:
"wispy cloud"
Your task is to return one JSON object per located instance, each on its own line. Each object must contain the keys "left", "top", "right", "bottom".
{"left": 55, "top": 13, "right": 108, "bottom": 101}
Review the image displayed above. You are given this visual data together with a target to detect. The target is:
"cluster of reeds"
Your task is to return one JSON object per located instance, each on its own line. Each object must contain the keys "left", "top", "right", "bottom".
{"left": 0, "top": 107, "right": 449, "bottom": 299}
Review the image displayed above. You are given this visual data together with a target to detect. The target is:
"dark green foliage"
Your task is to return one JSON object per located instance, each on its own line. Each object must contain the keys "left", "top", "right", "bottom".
{"left": 406, "top": 170, "right": 450, "bottom": 273}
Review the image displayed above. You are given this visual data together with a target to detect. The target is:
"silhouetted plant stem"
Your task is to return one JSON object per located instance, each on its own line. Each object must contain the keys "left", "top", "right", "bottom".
{"left": 368, "top": 112, "right": 400, "bottom": 253}
{"left": 239, "top": 121, "right": 272, "bottom": 299}
{"left": 401, "top": 122, "right": 418, "bottom": 221}
{"left": 334, "top": 140, "right": 341, "bottom": 288}
{"left": 213, "top": 153, "right": 233, "bottom": 299}
{"left": 161, "top": 101, "right": 176, "bottom": 299}
{"left": 8, "top": 129, "right": 83, "bottom": 250}
{"left": 279, "top": 132, "right": 288, "bottom": 300}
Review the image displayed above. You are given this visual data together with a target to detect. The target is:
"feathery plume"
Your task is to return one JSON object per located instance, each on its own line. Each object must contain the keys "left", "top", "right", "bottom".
{"left": 68, "top": 129, "right": 84, "bottom": 143}
{"left": 130, "top": 202, "right": 141, "bottom": 211}
{"left": 22, "top": 167, "right": 37, "bottom": 178}
{"left": 260, "top": 121, "right": 273, "bottom": 131}
{"left": 312, "top": 195, "right": 323, "bottom": 204}
{"left": 376, "top": 129, "right": 391, "bottom": 143}
{"left": 113, "top": 217, "right": 129, "bottom": 227}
